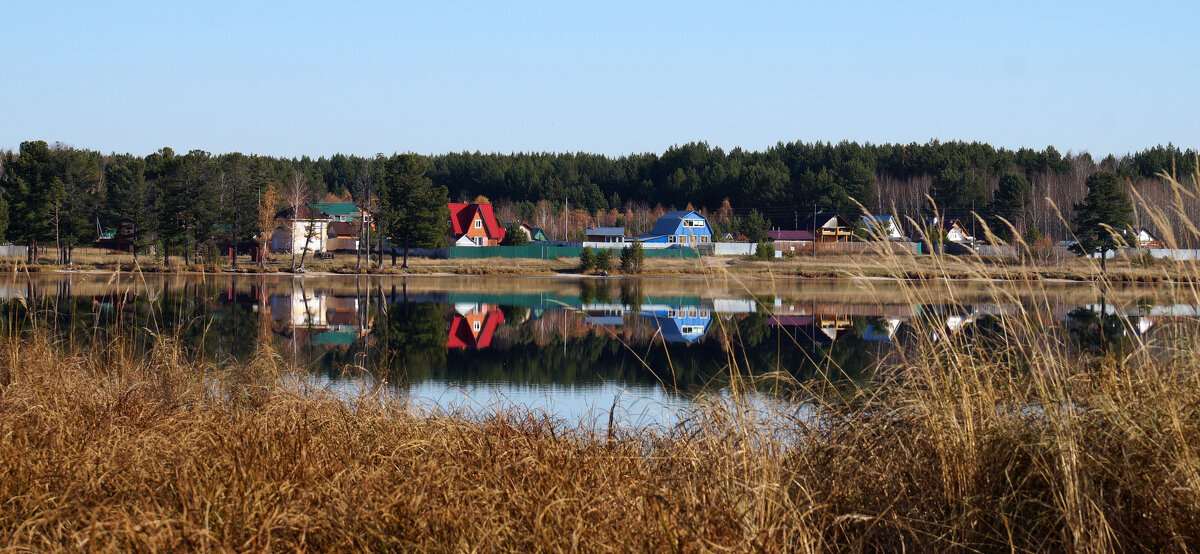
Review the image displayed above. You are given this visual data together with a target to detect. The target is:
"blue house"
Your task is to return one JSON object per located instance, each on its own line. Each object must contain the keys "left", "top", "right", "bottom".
{"left": 635, "top": 210, "right": 712, "bottom": 246}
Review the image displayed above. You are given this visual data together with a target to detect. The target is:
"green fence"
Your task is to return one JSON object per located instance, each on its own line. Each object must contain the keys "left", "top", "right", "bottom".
{"left": 446, "top": 245, "right": 699, "bottom": 260}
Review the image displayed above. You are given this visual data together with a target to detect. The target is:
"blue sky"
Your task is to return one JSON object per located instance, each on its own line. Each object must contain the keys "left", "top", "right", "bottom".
{"left": 3, "top": 1, "right": 1197, "bottom": 157}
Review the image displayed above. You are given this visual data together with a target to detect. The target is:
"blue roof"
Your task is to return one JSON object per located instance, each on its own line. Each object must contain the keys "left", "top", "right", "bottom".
{"left": 647, "top": 210, "right": 708, "bottom": 236}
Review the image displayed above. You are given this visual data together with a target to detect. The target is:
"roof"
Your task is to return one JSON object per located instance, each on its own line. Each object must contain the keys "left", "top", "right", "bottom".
{"left": 586, "top": 227, "right": 626, "bottom": 236}
{"left": 800, "top": 211, "right": 852, "bottom": 231}
{"left": 328, "top": 221, "right": 358, "bottom": 237}
{"left": 647, "top": 210, "right": 708, "bottom": 236}
{"left": 312, "top": 202, "right": 362, "bottom": 218}
{"left": 448, "top": 203, "right": 505, "bottom": 239}
{"left": 767, "top": 230, "right": 815, "bottom": 241}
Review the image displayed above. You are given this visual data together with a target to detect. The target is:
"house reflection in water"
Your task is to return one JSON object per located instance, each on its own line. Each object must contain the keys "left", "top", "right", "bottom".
{"left": 270, "top": 292, "right": 373, "bottom": 348}
{"left": 768, "top": 314, "right": 852, "bottom": 344}
{"left": 641, "top": 307, "right": 712, "bottom": 343}
{"left": 447, "top": 303, "right": 506, "bottom": 349}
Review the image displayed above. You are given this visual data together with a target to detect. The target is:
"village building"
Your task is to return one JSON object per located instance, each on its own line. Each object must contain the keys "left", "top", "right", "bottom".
{"left": 585, "top": 226, "right": 626, "bottom": 244}
{"left": 924, "top": 217, "right": 975, "bottom": 244}
{"left": 448, "top": 202, "right": 506, "bottom": 246}
{"left": 271, "top": 201, "right": 372, "bottom": 254}
{"left": 800, "top": 212, "right": 854, "bottom": 242}
{"left": 858, "top": 215, "right": 905, "bottom": 240}
{"left": 635, "top": 210, "right": 712, "bottom": 246}
{"left": 1137, "top": 228, "right": 1163, "bottom": 248}
{"left": 767, "top": 229, "right": 815, "bottom": 254}
{"left": 515, "top": 222, "right": 548, "bottom": 242}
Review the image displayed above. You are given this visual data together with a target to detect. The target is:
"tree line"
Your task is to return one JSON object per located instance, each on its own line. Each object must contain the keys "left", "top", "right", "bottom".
{"left": 1, "top": 140, "right": 1196, "bottom": 263}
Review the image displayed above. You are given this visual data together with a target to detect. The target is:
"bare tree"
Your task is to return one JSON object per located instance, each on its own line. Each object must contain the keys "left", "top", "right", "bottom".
{"left": 284, "top": 171, "right": 311, "bottom": 271}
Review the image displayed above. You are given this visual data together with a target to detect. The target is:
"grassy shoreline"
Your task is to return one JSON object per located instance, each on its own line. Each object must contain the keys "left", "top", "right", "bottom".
{"left": 9, "top": 249, "right": 1199, "bottom": 283}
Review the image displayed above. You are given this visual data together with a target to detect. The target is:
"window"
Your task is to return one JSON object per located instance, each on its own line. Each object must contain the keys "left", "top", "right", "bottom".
{"left": 472, "top": 320, "right": 482, "bottom": 332}
{"left": 474, "top": 236, "right": 483, "bottom": 246}
{"left": 669, "top": 236, "right": 676, "bottom": 243}
{"left": 474, "top": 219, "right": 483, "bottom": 229}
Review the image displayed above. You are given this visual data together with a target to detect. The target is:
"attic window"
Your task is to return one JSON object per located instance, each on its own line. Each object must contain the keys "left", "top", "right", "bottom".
{"left": 474, "top": 219, "right": 483, "bottom": 229}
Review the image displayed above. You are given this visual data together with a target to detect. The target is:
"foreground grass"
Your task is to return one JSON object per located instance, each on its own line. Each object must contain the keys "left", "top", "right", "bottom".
{"left": 1, "top": 323, "right": 1199, "bottom": 551}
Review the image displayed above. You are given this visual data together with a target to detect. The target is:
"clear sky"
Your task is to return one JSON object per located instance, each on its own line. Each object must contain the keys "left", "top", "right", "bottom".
{"left": 3, "top": 0, "right": 1197, "bottom": 158}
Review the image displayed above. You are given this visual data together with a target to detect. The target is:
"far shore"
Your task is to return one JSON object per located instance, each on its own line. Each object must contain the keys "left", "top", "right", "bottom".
{"left": 4, "top": 248, "right": 1197, "bottom": 284}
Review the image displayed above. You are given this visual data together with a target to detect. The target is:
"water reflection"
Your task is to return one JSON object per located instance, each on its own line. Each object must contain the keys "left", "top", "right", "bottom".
{"left": 2, "top": 275, "right": 1197, "bottom": 425}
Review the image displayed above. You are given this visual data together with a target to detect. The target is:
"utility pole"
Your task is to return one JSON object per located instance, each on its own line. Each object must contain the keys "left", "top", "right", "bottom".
{"left": 812, "top": 204, "right": 818, "bottom": 256}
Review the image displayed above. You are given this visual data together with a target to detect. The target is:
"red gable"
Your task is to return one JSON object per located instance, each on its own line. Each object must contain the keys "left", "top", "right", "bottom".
{"left": 448, "top": 202, "right": 506, "bottom": 240}
{"left": 446, "top": 309, "right": 506, "bottom": 349}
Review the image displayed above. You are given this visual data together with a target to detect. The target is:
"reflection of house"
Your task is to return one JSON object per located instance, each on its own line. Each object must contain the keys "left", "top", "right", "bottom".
{"left": 636, "top": 211, "right": 712, "bottom": 246}
{"left": 640, "top": 306, "right": 712, "bottom": 343}
{"left": 768, "top": 314, "right": 852, "bottom": 344}
{"left": 447, "top": 303, "right": 506, "bottom": 348}
{"left": 448, "top": 203, "right": 506, "bottom": 246}
{"left": 270, "top": 293, "right": 373, "bottom": 347}
{"left": 801, "top": 212, "right": 853, "bottom": 242}
{"left": 859, "top": 215, "right": 904, "bottom": 240}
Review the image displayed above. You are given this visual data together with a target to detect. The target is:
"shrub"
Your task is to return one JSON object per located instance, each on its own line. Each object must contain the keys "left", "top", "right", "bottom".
{"left": 579, "top": 247, "right": 596, "bottom": 271}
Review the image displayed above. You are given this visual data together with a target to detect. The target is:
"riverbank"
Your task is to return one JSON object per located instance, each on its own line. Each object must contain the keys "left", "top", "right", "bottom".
{"left": 9, "top": 248, "right": 1199, "bottom": 283}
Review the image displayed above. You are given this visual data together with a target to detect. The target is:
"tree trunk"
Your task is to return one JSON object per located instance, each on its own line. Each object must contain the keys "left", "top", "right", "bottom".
{"left": 377, "top": 233, "right": 384, "bottom": 269}
{"left": 28, "top": 238, "right": 36, "bottom": 265}
{"left": 290, "top": 223, "right": 297, "bottom": 271}
{"left": 402, "top": 233, "right": 411, "bottom": 269}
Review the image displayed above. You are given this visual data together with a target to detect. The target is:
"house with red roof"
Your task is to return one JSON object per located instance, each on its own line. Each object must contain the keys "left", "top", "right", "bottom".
{"left": 447, "top": 202, "right": 506, "bottom": 246}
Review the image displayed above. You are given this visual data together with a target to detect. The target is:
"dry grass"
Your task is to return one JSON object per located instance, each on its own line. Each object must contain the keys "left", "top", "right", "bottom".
{"left": 2, "top": 295, "right": 1200, "bottom": 551}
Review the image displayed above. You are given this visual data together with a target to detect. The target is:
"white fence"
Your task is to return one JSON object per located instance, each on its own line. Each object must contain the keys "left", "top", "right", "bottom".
{"left": 710, "top": 242, "right": 758, "bottom": 256}
{"left": 0, "top": 245, "right": 29, "bottom": 258}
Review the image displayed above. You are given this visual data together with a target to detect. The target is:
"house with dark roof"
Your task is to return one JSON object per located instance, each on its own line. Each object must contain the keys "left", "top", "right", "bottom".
{"left": 801, "top": 212, "right": 854, "bottom": 242}
{"left": 448, "top": 203, "right": 506, "bottom": 246}
{"left": 585, "top": 226, "right": 626, "bottom": 244}
{"left": 635, "top": 211, "right": 711, "bottom": 247}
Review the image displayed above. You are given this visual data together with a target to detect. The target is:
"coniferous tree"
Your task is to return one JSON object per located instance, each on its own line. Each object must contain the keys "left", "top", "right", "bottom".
{"left": 1071, "top": 171, "right": 1134, "bottom": 273}
{"left": 379, "top": 154, "right": 450, "bottom": 268}
{"left": 990, "top": 172, "right": 1032, "bottom": 241}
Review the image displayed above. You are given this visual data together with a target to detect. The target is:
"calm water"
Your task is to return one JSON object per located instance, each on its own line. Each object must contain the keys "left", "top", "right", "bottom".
{"left": 2, "top": 273, "right": 1195, "bottom": 427}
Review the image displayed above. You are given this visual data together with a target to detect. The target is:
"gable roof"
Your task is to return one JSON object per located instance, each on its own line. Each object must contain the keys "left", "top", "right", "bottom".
{"left": 328, "top": 221, "right": 358, "bottom": 237}
{"left": 767, "top": 230, "right": 815, "bottom": 241}
{"left": 312, "top": 202, "right": 362, "bottom": 218}
{"left": 648, "top": 210, "right": 708, "bottom": 236}
{"left": 586, "top": 226, "right": 626, "bottom": 236}
{"left": 448, "top": 203, "right": 505, "bottom": 239}
{"left": 445, "top": 310, "right": 506, "bottom": 349}
{"left": 800, "top": 211, "right": 852, "bottom": 231}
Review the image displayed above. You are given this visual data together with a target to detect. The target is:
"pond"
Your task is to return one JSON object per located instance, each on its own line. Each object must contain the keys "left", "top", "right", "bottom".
{"left": 2, "top": 273, "right": 1194, "bottom": 427}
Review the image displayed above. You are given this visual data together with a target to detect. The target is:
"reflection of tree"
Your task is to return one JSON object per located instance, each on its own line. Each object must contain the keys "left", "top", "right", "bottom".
{"left": 373, "top": 301, "right": 447, "bottom": 383}
{"left": 1066, "top": 301, "right": 1133, "bottom": 357}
